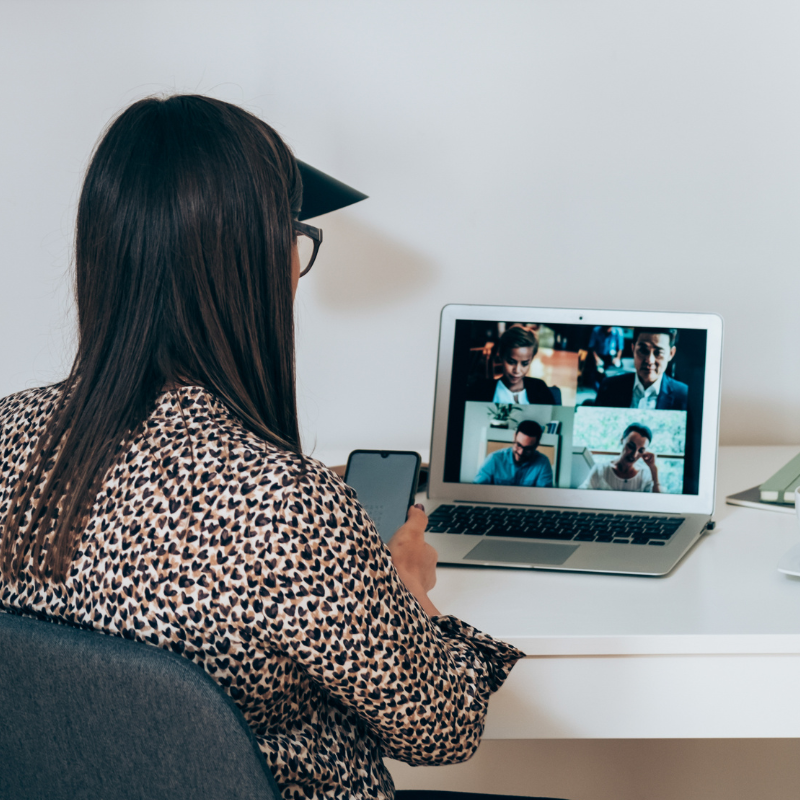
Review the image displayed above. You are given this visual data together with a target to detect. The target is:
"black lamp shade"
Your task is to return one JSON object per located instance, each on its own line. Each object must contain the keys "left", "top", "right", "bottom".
{"left": 297, "top": 160, "right": 368, "bottom": 221}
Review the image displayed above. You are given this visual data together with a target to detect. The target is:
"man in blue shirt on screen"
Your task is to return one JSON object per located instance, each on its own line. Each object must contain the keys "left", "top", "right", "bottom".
{"left": 589, "top": 325, "right": 624, "bottom": 369}
{"left": 474, "top": 420, "right": 554, "bottom": 487}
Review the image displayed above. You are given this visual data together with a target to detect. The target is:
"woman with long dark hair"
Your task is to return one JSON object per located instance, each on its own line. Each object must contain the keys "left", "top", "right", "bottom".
{"left": 0, "top": 96, "right": 530, "bottom": 800}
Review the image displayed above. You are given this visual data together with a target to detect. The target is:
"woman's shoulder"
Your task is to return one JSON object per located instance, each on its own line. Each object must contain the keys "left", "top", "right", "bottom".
{"left": 149, "top": 387, "right": 357, "bottom": 510}
{"left": 0, "top": 382, "right": 63, "bottom": 411}
{"left": 587, "top": 462, "right": 613, "bottom": 483}
{"left": 0, "top": 383, "right": 64, "bottom": 437}
{"left": 522, "top": 376, "right": 558, "bottom": 402}
{"left": 522, "top": 376, "right": 547, "bottom": 389}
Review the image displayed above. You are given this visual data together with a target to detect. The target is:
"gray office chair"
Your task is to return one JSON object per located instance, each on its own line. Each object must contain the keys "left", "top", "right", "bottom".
{"left": 0, "top": 610, "right": 281, "bottom": 800}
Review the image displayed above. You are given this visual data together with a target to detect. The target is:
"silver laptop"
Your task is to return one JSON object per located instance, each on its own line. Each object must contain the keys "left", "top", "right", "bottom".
{"left": 424, "top": 305, "right": 723, "bottom": 577}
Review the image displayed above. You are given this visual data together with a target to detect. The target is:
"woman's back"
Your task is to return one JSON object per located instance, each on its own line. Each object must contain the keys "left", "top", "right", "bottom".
{"left": 0, "top": 95, "right": 524, "bottom": 800}
{"left": 0, "top": 383, "right": 522, "bottom": 800}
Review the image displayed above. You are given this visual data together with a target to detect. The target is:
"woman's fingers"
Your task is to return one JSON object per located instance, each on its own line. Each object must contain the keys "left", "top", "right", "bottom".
{"left": 388, "top": 505, "right": 438, "bottom": 597}
{"left": 403, "top": 504, "right": 428, "bottom": 534}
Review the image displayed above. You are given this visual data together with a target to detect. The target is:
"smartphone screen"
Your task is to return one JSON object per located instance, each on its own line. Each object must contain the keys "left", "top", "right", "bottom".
{"left": 344, "top": 450, "right": 421, "bottom": 542}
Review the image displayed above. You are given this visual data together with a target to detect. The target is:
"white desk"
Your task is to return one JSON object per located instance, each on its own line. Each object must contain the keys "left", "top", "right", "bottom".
{"left": 322, "top": 445, "right": 800, "bottom": 740}
{"left": 426, "top": 445, "right": 800, "bottom": 739}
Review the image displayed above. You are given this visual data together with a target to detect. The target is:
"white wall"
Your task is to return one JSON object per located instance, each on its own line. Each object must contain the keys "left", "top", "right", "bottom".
{"left": 2, "top": 0, "right": 799, "bottom": 462}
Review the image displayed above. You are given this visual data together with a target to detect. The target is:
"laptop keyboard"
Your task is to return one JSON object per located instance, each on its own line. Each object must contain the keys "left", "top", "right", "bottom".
{"left": 426, "top": 504, "right": 684, "bottom": 546}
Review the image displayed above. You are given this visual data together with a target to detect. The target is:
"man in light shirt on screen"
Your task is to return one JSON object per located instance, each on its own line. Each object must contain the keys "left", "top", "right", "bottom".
{"left": 579, "top": 423, "right": 661, "bottom": 493}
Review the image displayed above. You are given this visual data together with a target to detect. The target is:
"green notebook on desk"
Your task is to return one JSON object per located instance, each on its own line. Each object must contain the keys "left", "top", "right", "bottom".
{"left": 759, "top": 452, "right": 800, "bottom": 504}
{"left": 726, "top": 485, "right": 796, "bottom": 514}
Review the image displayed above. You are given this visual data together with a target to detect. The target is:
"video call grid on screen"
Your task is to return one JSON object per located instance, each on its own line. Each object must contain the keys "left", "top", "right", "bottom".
{"left": 439, "top": 315, "right": 711, "bottom": 502}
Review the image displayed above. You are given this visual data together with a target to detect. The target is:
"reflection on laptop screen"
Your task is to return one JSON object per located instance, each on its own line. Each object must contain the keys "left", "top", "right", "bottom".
{"left": 442, "top": 321, "right": 708, "bottom": 496}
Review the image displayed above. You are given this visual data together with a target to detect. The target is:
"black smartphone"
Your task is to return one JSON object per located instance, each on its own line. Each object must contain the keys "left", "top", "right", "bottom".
{"left": 344, "top": 450, "right": 422, "bottom": 542}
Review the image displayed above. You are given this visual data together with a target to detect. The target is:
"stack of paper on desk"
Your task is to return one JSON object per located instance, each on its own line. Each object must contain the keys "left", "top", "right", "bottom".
{"left": 759, "top": 452, "right": 800, "bottom": 504}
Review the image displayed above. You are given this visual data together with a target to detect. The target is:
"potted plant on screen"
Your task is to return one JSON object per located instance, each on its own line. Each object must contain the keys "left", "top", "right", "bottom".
{"left": 487, "top": 403, "right": 522, "bottom": 429}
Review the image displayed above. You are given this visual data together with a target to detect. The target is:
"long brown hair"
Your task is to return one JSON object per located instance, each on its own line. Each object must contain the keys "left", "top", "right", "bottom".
{"left": 2, "top": 95, "right": 303, "bottom": 582}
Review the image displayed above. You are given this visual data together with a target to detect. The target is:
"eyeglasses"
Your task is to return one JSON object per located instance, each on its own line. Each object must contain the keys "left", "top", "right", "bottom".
{"left": 293, "top": 220, "right": 323, "bottom": 277}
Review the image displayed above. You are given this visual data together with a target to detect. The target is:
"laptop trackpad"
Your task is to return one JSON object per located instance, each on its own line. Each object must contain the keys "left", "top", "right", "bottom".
{"left": 464, "top": 539, "right": 578, "bottom": 565}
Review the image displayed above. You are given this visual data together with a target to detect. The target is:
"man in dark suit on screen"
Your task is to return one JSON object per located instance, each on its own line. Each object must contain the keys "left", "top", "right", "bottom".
{"left": 594, "top": 328, "right": 688, "bottom": 411}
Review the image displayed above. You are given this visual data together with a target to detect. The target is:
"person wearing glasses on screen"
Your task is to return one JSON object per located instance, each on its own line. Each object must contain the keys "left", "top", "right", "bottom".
{"left": 593, "top": 328, "right": 688, "bottom": 411}
{"left": 473, "top": 420, "right": 554, "bottom": 487}
{"left": 0, "top": 96, "right": 532, "bottom": 800}
{"left": 467, "top": 327, "right": 561, "bottom": 406}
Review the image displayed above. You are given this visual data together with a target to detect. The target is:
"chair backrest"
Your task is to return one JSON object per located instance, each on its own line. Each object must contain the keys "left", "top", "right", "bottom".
{"left": 0, "top": 611, "right": 282, "bottom": 800}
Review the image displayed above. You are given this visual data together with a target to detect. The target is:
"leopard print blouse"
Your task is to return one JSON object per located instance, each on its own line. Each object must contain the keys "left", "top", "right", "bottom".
{"left": 0, "top": 385, "right": 524, "bottom": 800}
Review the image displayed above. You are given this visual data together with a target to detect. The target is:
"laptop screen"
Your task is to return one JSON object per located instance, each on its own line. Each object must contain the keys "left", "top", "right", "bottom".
{"left": 440, "top": 318, "right": 710, "bottom": 497}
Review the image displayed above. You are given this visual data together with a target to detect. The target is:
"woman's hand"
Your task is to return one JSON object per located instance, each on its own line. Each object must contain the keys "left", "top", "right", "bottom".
{"left": 387, "top": 505, "right": 440, "bottom": 616}
{"left": 641, "top": 451, "right": 661, "bottom": 492}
